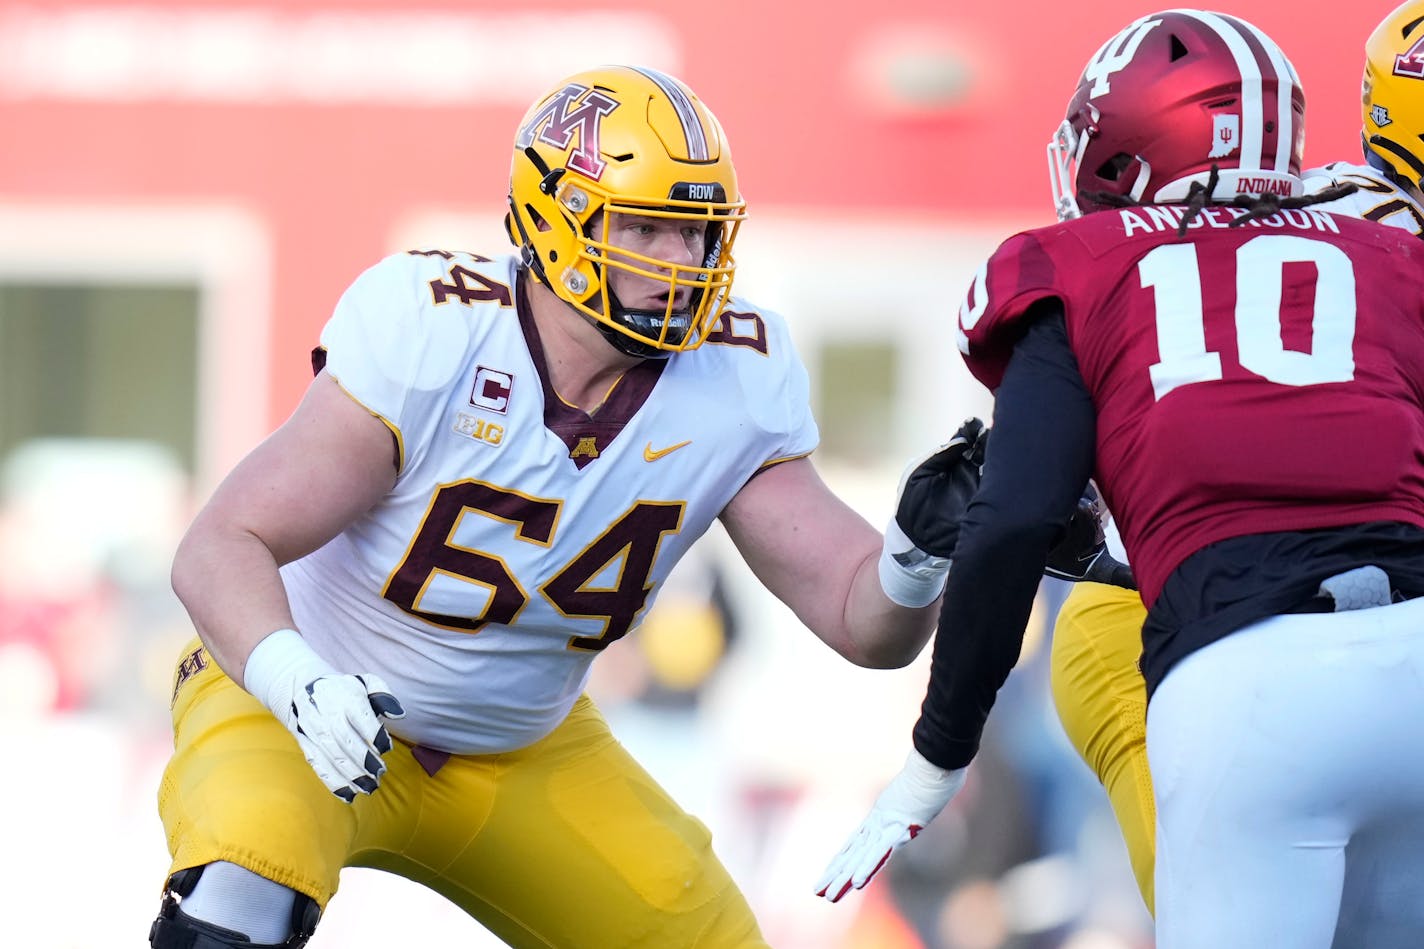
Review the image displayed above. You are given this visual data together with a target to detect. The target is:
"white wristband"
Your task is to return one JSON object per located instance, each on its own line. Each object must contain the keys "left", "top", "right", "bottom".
{"left": 241, "top": 628, "right": 337, "bottom": 717}
{"left": 878, "top": 517, "right": 951, "bottom": 608}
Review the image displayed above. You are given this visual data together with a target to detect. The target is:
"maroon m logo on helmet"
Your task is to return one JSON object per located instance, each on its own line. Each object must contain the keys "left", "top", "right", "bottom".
{"left": 516, "top": 83, "right": 621, "bottom": 179}
{"left": 1396, "top": 35, "right": 1424, "bottom": 79}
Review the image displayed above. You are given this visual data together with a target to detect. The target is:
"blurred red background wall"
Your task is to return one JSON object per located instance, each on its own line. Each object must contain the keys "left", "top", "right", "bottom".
{"left": 0, "top": 0, "right": 1370, "bottom": 421}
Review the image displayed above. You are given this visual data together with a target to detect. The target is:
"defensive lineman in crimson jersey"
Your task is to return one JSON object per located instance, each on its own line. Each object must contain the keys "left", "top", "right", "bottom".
{"left": 294, "top": 248, "right": 814, "bottom": 754}
{"left": 1048, "top": 158, "right": 1424, "bottom": 915}
{"left": 958, "top": 205, "right": 1424, "bottom": 614}
{"left": 818, "top": 11, "right": 1424, "bottom": 947}
{"left": 940, "top": 193, "right": 1424, "bottom": 949}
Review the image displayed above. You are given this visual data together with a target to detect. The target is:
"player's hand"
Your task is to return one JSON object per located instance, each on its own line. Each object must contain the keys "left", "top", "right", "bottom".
{"left": 288, "top": 673, "right": 406, "bottom": 803}
{"left": 815, "top": 750, "right": 967, "bottom": 903}
{"left": 879, "top": 418, "right": 987, "bottom": 607}
{"left": 1044, "top": 482, "right": 1136, "bottom": 590}
{"left": 243, "top": 629, "right": 406, "bottom": 803}
{"left": 893, "top": 417, "right": 987, "bottom": 558}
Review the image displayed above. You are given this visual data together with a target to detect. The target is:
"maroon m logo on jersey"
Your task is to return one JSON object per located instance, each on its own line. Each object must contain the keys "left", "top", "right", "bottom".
{"left": 1395, "top": 36, "right": 1424, "bottom": 78}
{"left": 516, "top": 83, "right": 620, "bottom": 179}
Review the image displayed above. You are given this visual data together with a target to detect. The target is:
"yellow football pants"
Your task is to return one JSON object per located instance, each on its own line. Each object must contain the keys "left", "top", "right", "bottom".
{"left": 158, "top": 639, "right": 768, "bottom": 948}
{"left": 1049, "top": 583, "right": 1155, "bottom": 913}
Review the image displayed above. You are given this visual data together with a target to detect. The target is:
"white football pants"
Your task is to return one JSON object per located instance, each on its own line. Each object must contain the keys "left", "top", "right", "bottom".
{"left": 1147, "top": 594, "right": 1424, "bottom": 949}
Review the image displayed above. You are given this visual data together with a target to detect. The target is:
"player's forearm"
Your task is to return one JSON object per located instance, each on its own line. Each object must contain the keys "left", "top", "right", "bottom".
{"left": 171, "top": 520, "right": 299, "bottom": 687}
{"left": 840, "top": 553, "right": 939, "bottom": 668}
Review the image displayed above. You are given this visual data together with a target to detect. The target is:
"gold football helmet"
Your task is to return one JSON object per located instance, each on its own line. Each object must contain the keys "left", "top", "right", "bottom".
{"left": 1363, "top": 1, "right": 1424, "bottom": 194}
{"left": 506, "top": 65, "right": 746, "bottom": 357}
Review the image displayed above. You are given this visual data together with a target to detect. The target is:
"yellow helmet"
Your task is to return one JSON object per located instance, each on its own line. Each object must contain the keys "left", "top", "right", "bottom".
{"left": 506, "top": 65, "right": 746, "bottom": 357}
{"left": 1363, "top": 1, "right": 1424, "bottom": 192}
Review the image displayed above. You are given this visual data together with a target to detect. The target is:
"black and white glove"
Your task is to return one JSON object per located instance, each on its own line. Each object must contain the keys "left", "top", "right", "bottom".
{"left": 878, "top": 418, "right": 988, "bottom": 607}
{"left": 1045, "top": 481, "right": 1136, "bottom": 590}
{"left": 243, "top": 629, "right": 406, "bottom": 803}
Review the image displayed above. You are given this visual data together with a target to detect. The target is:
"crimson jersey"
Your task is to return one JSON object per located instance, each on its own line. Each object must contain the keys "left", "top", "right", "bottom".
{"left": 958, "top": 205, "right": 1424, "bottom": 604}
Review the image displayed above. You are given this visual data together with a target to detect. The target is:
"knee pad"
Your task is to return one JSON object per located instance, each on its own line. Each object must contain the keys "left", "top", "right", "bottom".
{"left": 149, "top": 865, "right": 320, "bottom": 949}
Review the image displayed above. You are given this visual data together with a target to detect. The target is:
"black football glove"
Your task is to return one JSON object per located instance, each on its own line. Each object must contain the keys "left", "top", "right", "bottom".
{"left": 1045, "top": 481, "right": 1136, "bottom": 590}
{"left": 893, "top": 417, "right": 988, "bottom": 558}
{"left": 878, "top": 418, "right": 988, "bottom": 607}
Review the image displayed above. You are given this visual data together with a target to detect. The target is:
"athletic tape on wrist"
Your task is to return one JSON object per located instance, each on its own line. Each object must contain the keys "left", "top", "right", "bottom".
{"left": 241, "top": 628, "right": 335, "bottom": 715}
{"left": 878, "top": 519, "right": 950, "bottom": 608}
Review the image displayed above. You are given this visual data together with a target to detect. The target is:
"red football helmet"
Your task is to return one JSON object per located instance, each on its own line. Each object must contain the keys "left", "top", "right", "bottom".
{"left": 1048, "top": 10, "right": 1306, "bottom": 220}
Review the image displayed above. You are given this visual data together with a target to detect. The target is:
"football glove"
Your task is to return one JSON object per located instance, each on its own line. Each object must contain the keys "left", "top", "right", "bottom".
{"left": 1045, "top": 481, "right": 1136, "bottom": 590}
{"left": 243, "top": 628, "right": 406, "bottom": 803}
{"left": 815, "top": 749, "right": 967, "bottom": 903}
{"left": 878, "top": 417, "right": 987, "bottom": 607}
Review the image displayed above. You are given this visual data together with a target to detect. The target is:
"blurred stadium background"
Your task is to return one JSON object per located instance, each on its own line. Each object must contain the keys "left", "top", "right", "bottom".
{"left": 0, "top": 1, "right": 1365, "bottom": 945}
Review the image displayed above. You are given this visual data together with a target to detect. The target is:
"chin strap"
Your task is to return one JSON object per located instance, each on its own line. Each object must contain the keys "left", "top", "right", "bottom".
{"left": 593, "top": 317, "right": 669, "bottom": 359}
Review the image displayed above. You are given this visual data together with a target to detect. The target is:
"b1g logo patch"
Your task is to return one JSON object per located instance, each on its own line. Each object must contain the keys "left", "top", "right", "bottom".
{"left": 454, "top": 412, "right": 504, "bottom": 447}
{"left": 171, "top": 646, "right": 209, "bottom": 707}
{"left": 470, "top": 366, "right": 513, "bottom": 414}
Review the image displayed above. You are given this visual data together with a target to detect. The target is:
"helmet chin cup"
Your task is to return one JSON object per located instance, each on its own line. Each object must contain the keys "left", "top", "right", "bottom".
{"left": 591, "top": 297, "right": 693, "bottom": 360}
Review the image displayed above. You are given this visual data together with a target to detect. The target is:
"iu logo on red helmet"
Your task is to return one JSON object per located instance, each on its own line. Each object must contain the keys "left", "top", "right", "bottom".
{"left": 1047, "top": 9, "right": 1305, "bottom": 221}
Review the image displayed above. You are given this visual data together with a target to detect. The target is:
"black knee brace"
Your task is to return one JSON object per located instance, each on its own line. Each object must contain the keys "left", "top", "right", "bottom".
{"left": 148, "top": 865, "right": 320, "bottom": 949}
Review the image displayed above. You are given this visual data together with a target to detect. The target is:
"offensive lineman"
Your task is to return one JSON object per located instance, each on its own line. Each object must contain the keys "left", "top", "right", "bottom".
{"left": 148, "top": 65, "right": 983, "bottom": 948}
{"left": 818, "top": 9, "right": 1424, "bottom": 947}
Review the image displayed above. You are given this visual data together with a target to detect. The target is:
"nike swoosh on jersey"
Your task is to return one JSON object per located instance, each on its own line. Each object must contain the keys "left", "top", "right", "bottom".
{"left": 643, "top": 440, "right": 692, "bottom": 462}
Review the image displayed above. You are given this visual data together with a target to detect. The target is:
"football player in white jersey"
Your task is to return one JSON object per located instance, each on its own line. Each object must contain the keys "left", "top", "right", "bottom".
{"left": 818, "top": 4, "right": 1424, "bottom": 940}
{"left": 148, "top": 65, "right": 979, "bottom": 948}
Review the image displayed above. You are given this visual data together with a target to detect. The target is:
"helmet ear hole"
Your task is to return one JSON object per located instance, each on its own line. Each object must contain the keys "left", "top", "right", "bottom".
{"left": 524, "top": 204, "right": 552, "bottom": 233}
{"left": 1097, "top": 153, "right": 1134, "bottom": 183}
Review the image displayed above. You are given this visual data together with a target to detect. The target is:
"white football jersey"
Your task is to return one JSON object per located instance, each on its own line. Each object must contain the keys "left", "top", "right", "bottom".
{"left": 1304, "top": 160, "right": 1424, "bottom": 237}
{"left": 281, "top": 249, "right": 818, "bottom": 754}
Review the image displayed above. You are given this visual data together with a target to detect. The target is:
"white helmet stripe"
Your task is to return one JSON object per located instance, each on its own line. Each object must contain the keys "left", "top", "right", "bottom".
{"left": 1174, "top": 9, "right": 1264, "bottom": 172}
{"left": 1232, "top": 15, "right": 1300, "bottom": 174}
{"left": 631, "top": 66, "right": 709, "bottom": 161}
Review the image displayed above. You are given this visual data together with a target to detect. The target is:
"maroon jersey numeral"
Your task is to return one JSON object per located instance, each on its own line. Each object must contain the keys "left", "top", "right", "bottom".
{"left": 383, "top": 481, "right": 683, "bottom": 649}
{"left": 544, "top": 502, "right": 684, "bottom": 651}
{"left": 429, "top": 265, "right": 513, "bottom": 307}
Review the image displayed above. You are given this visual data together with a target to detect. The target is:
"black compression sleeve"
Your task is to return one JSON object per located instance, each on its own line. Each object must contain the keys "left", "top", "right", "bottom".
{"left": 911, "top": 305, "right": 1097, "bottom": 770}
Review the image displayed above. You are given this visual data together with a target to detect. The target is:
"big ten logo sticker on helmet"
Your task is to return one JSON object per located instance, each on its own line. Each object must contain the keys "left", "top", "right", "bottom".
{"left": 516, "top": 83, "right": 620, "bottom": 179}
{"left": 470, "top": 366, "right": 513, "bottom": 414}
{"left": 454, "top": 412, "right": 504, "bottom": 447}
{"left": 1394, "top": 33, "right": 1424, "bottom": 78}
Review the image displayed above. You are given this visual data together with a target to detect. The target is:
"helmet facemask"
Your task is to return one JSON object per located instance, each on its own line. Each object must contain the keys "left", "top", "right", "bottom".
{"left": 557, "top": 186, "right": 742, "bottom": 359}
